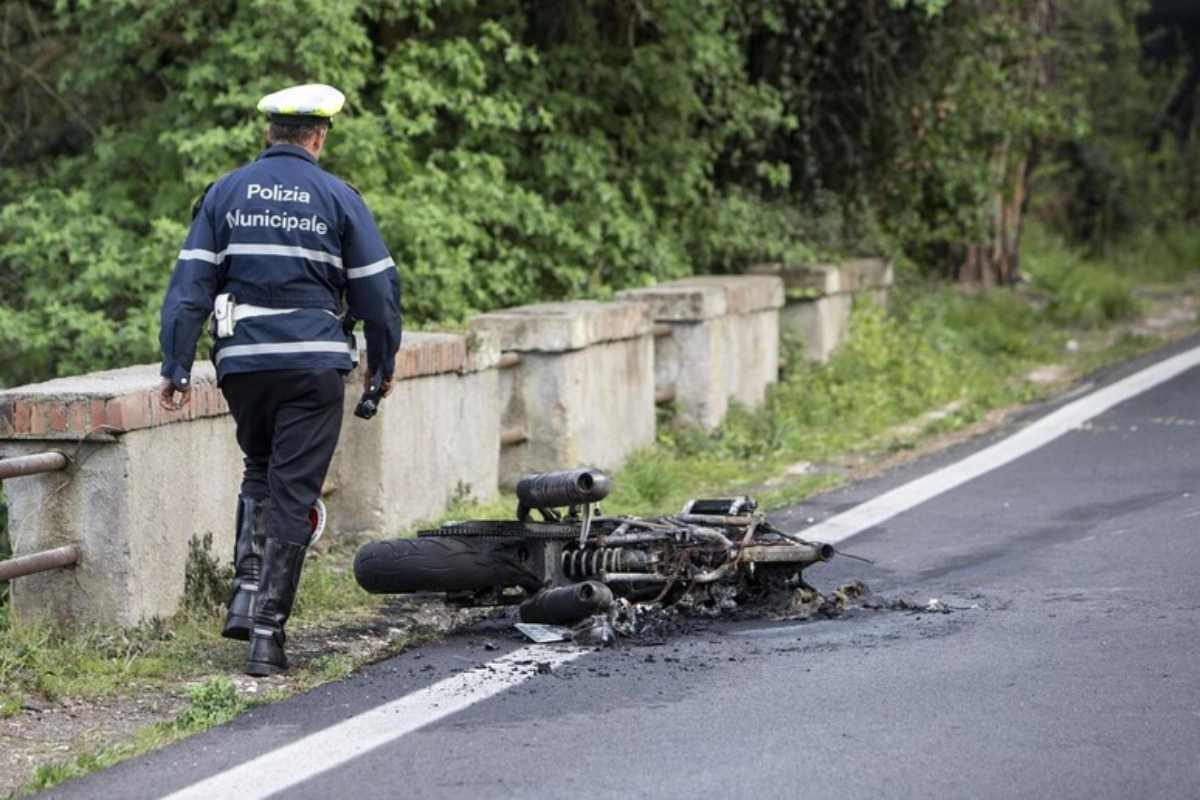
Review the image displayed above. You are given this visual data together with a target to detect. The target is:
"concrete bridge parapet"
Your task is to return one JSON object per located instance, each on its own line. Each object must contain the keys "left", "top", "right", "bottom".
{"left": 0, "top": 331, "right": 501, "bottom": 626}
{"left": 0, "top": 363, "right": 241, "bottom": 626}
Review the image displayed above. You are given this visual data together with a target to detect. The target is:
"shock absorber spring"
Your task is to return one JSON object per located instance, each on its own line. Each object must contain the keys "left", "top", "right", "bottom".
{"left": 562, "top": 547, "right": 651, "bottom": 579}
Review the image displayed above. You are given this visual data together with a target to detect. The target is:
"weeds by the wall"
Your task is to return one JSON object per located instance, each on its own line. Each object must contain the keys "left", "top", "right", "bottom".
{"left": 602, "top": 290, "right": 1038, "bottom": 517}
{"left": 183, "top": 533, "right": 233, "bottom": 616}
{"left": 0, "top": 541, "right": 384, "bottom": 711}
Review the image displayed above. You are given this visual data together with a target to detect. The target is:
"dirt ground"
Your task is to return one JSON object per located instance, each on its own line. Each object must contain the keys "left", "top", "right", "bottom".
{"left": 0, "top": 596, "right": 490, "bottom": 798}
{"left": 0, "top": 692, "right": 187, "bottom": 798}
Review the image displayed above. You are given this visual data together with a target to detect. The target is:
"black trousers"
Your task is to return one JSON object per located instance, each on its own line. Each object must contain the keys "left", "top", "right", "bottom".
{"left": 221, "top": 369, "right": 345, "bottom": 545}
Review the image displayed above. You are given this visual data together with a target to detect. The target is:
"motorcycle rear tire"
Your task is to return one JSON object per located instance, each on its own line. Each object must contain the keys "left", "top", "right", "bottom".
{"left": 353, "top": 536, "right": 542, "bottom": 595}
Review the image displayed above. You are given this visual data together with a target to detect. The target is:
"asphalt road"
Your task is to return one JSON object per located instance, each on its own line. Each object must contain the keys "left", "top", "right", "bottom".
{"left": 42, "top": 338, "right": 1200, "bottom": 799}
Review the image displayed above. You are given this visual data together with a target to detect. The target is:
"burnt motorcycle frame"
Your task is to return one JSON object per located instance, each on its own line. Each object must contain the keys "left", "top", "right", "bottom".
{"left": 353, "top": 469, "right": 835, "bottom": 609}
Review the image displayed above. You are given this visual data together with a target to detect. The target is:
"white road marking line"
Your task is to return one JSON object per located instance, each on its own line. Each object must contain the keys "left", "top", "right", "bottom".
{"left": 161, "top": 645, "right": 588, "bottom": 800}
{"left": 165, "top": 343, "right": 1200, "bottom": 798}
{"left": 800, "top": 344, "right": 1200, "bottom": 544}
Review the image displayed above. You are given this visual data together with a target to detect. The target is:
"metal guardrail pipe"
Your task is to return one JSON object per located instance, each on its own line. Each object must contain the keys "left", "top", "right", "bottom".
{"left": 497, "top": 352, "right": 523, "bottom": 369}
{"left": 0, "top": 451, "right": 69, "bottom": 480}
{"left": 0, "top": 545, "right": 81, "bottom": 580}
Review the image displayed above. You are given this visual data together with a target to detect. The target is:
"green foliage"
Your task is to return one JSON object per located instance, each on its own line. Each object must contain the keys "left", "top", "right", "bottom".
{"left": 307, "top": 653, "right": 356, "bottom": 684}
{"left": 0, "top": 688, "right": 20, "bottom": 718}
{"left": 0, "top": 0, "right": 812, "bottom": 385}
{"left": 879, "top": 2, "right": 1077, "bottom": 265}
{"left": 888, "top": 0, "right": 951, "bottom": 15}
{"left": 759, "top": 296, "right": 1024, "bottom": 457}
{"left": 1111, "top": 226, "right": 1200, "bottom": 282}
{"left": 1023, "top": 225, "right": 1140, "bottom": 326}
{"left": 291, "top": 549, "right": 379, "bottom": 620}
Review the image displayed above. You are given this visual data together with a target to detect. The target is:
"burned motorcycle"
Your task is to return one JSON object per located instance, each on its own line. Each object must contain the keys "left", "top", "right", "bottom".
{"left": 353, "top": 468, "right": 835, "bottom": 626}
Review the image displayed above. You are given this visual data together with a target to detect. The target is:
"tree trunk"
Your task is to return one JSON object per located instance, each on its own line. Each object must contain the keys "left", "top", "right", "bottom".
{"left": 959, "top": 145, "right": 1035, "bottom": 285}
{"left": 958, "top": 0, "right": 1054, "bottom": 285}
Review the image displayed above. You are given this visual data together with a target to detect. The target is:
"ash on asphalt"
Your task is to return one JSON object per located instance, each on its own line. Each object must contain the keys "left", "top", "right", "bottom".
{"left": 614, "top": 581, "right": 979, "bottom": 641}
{"left": 415, "top": 579, "right": 988, "bottom": 685}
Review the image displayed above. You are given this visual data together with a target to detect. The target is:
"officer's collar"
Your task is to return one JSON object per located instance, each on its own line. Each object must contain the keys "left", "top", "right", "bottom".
{"left": 258, "top": 143, "right": 319, "bottom": 165}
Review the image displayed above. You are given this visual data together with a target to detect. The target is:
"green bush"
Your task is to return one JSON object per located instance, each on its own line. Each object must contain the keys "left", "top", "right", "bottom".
{"left": 0, "top": 0, "right": 812, "bottom": 385}
{"left": 1023, "top": 225, "right": 1140, "bottom": 327}
{"left": 1110, "top": 226, "right": 1200, "bottom": 283}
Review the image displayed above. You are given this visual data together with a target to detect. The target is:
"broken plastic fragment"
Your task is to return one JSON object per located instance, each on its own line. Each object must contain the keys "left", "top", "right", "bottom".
{"left": 514, "top": 622, "right": 572, "bottom": 643}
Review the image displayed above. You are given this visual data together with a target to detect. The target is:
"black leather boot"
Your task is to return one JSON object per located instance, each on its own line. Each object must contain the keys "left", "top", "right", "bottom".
{"left": 221, "top": 496, "right": 265, "bottom": 641}
{"left": 245, "top": 537, "right": 307, "bottom": 676}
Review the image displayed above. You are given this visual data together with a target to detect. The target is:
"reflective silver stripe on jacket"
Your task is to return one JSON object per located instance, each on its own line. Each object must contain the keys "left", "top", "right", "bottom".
{"left": 178, "top": 248, "right": 222, "bottom": 264}
{"left": 345, "top": 256, "right": 395, "bottom": 279}
{"left": 213, "top": 341, "right": 353, "bottom": 365}
{"left": 176, "top": 244, "right": 343, "bottom": 269}
{"left": 230, "top": 304, "right": 339, "bottom": 323}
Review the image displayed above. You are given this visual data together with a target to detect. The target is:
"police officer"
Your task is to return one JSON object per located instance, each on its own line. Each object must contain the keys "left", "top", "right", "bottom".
{"left": 158, "top": 84, "right": 401, "bottom": 676}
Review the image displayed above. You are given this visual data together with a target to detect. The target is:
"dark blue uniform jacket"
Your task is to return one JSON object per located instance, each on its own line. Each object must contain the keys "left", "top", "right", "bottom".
{"left": 159, "top": 144, "right": 401, "bottom": 385}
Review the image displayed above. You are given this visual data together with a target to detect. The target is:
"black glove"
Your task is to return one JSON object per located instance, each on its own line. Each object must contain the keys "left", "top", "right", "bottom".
{"left": 355, "top": 368, "right": 386, "bottom": 420}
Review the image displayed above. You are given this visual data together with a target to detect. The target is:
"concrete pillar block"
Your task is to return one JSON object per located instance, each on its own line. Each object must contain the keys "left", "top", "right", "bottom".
{"left": 0, "top": 365, "right": 241, "bottom": 626}
{"left": 619, "top": 275, "right": 784, "bottom": 428}
{"left": 616, "top": 284, "right": 728, "bottom": 429}
{"left": 838, "top": 258, "right": 894, "bottom": 294}
{"left": 752, "top": 258, "right": 893, "bottom": 363}
{"left": 781, "top": 295, "right": 853, "bottom": 363}
{"left": 326, "top": 331, "right": 501, "bottom": 534}
{"left": 469, "top": 301, "right": 655, "bottom": 486}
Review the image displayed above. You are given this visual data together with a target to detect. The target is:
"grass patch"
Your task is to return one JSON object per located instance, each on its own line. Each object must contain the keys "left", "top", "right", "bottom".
{"left": 0, "top": 690, "right": 21, "bottom": 719}
{"left": 0, "top": 539, "right": 386, "bottom": 708}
